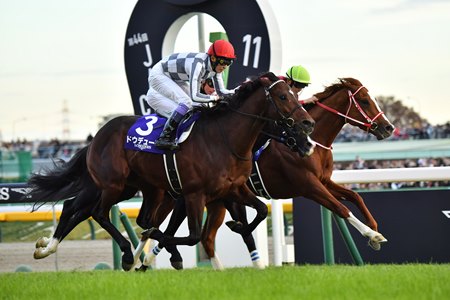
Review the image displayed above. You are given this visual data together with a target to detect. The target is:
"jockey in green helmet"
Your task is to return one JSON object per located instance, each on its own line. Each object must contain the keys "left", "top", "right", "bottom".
{"left": 283, "top": 65, "right": 317, "bottom": 105}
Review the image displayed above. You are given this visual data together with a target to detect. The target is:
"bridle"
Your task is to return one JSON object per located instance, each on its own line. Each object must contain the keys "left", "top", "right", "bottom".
{"left": 229, "top": 79, "right": 304, "bottom": 129}
{"left": 311, "top": 85, "right": 385, "bottom": 151}
{"left": 315, "top": 85, "right": 384, "bottom": 131}
{"left": 219, "top": 79, "right": 306, "bottom": 160}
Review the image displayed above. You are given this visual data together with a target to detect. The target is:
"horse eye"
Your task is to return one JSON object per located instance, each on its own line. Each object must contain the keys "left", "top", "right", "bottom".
{"left": 279, "top": 95, "right": 287, "bottom": 101}
{"left": 359, "top": 98, "right": 370, "bottom": 106}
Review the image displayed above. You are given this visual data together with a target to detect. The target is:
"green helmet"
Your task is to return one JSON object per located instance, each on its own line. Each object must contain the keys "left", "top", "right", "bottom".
{"left": 286, "top": 65, "right": 311, "bottom": 84}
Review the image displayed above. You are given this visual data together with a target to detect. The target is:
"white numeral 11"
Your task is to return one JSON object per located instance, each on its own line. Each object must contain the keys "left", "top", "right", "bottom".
{"left": 242, "top": 34, "right": 261, "bottom": 69}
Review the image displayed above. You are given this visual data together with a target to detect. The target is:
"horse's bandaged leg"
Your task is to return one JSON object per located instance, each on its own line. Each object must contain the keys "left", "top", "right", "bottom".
{"left": 133, "top": 239, "right": 148, "bottom": 265}
{"left": 143, "top": 245, "right": 162, "bottom": 266}
{"left": 250, "top": 250, "right": 265, "bottom": 269}
{"left": 210, "top": 252, "right": 224, "bottom": 270}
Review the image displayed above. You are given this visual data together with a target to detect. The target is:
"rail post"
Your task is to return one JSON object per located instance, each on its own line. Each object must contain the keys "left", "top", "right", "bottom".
{"left": 111, "top": 205, "right": 122, "bottom": 270}
{"left": 119, "top": 211, "right": 145, "bottom": 263}
{"left": 333, "top": 214, "right": 364, "bottom": 265}
{"left": 320, "top": 206, "right": 335, "bottom": 264}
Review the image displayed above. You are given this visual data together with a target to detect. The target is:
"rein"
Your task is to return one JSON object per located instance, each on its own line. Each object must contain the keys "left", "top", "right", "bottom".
{"left": 311, "top": 85, "right": 385, "bottom": 151}
{"left": 228, "top": 80, "right": 301, "bottom": 126}
{"left": 217, "top": 79, "right": 301, "bottom": 161}
{"left": 315, "top": 86, "right": 384, "bottom": 130}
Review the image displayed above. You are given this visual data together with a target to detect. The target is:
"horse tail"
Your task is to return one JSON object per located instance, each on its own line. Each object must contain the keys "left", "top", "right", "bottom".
{"left": 29, "top": 146, "right": 91, "bottom": 211}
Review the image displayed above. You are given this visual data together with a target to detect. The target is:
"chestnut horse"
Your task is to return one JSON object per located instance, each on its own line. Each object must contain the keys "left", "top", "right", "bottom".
{"left": 28, "top": 72, "right": 315, "bottom": 270}
{"left": 137, "top": 77, "right": 394, "bottom": 270}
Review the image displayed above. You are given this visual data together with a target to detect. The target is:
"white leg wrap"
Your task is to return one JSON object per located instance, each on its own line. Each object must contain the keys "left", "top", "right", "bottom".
{"left": 210, "top": 252, "right": 224, "bottom": 270}
{"left": 347, "top": 212, "right": 378, "bottom": 238}
{"left": 143, "top": 245, "right": 161, "bottom": 267}
{"left": 133, "top": 240, "right": 148, "bottom": 265}
{"left": 250, "top": 250, "right": 265, "bottom": 269}
{"left": 347, "top": 212, "right": 387, "bottom": 250}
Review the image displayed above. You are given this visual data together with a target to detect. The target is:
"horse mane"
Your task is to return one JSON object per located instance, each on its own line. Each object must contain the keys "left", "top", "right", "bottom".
{"left": 197, "top": 72, "right": 279, "bottom": 118}
{"left": 304, "top": 77, "right": 362, "bottom": 111}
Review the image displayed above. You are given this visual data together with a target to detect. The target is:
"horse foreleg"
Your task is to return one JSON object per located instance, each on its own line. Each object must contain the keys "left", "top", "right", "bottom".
{"left": 92, "top": 192, "right": 134, "bottom": 271}
{"left": 222, "top": 199, "right": 264, "bottom": 269}
{"left": 325, "top": 180, "right": 386, "bottom": 250}
{"left": 203, "top": 201, "right": 227, "bottom": 270}
{"left": 230, "top": 187, "right": 268, "bottom": 238}
{"left": 326, "top": 180, "right": 378, "bottom": 231}
{"left": 305, "top": 179, "right": 385, "bottom": 250}
{"left": 148, "top": 194, "right": 205, "bottom": 248}
{"left": 346, "top": 212, "right": 387, "bottom": 250}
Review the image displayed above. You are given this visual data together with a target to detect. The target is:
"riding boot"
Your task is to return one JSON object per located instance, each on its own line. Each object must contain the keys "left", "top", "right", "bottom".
{"left": 155, "top": 110, "right": 185, "bottom": 150}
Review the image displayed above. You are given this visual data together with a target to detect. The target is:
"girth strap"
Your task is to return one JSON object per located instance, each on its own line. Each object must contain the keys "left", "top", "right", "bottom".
{"left": 247, "top": 160, "right": 272, "bottom": 200}
{"left": 163, "top": 153, "right": 182, "bottom": 195}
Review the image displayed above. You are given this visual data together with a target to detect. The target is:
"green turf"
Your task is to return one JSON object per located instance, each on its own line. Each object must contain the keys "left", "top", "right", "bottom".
{"left": 1, "top": 264, "right": 449, "bottom": 299}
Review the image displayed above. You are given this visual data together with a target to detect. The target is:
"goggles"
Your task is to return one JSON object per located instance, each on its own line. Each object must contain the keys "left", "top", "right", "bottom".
{"left": 217, "top": 57, "right": 233, "bottom": 66}
{"left": 292, "top": 81, "right": 308, "bottom": 89}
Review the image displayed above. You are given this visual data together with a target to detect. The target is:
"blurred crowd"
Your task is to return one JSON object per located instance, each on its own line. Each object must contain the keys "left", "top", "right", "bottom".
{"left": 1, "top": 134, "right": 93, "bottom": 160}
{"left": 334, "top": 156, "right": 450, "bottom": 191}
{"left": 335, "top": 121, "right": 450, "bottom": 142}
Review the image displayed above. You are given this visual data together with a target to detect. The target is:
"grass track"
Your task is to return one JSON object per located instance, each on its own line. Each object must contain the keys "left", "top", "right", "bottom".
{"left": 1, "top": 264, "right": 449, "bottom": 299}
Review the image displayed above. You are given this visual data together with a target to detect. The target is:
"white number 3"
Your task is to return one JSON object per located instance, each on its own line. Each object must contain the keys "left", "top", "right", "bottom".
{"left": 135, "top": 115, "right": 158, "bottom": 136}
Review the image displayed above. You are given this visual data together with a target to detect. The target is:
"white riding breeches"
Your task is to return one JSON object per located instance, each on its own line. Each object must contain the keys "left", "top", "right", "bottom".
{"left": 146, "top": 62, "right": 193, "bottom": 118}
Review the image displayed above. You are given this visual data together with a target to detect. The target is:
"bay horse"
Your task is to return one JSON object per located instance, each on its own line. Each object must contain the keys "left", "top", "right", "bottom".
{"left": 137, "top": 77, "right": 395, "bottom": 270}
{"left": 28, "top": 72, "right": 315, "bottom": 270}
{"left": 29, "top": 111, "right": 314, "bottom": 269}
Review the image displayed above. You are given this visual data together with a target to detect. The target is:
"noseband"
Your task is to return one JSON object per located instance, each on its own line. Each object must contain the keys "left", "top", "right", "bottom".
{"left": 264, "top": 80, "right": 303, "bottom": 129}
{"left": 315, "top": 85, "right": 384, "bottom": 131}
{"left": 227, "top": 79, "right": 305, "bottom": 130}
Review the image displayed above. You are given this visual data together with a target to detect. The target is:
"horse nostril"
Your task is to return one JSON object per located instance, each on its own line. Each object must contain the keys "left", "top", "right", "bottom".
{"left": 386, "top": 125, "right": 394, "bottom": 133}
{"left": 302, "top": 119, "right": 315, "bottom": 134}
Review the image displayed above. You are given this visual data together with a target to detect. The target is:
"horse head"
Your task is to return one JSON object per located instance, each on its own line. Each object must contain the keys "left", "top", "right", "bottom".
{"left": 313, "top": 78, "right": 394, "bottom": 140}
{"left": 258, "top": 72, "right": 315, "bottom": 135}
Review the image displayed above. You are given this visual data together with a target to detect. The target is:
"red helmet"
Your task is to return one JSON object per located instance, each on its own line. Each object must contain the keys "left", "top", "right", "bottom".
{"left": 207, "top": 40, "right": 236, "bottom": 59}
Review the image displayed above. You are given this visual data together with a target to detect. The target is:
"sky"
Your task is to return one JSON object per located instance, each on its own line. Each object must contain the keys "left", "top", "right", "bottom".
{"left": 1, "top": 0, "right": 450, "bottom": 142}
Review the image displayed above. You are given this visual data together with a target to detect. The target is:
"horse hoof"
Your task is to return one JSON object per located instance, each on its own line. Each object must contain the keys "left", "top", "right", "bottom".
{"left": 368, "top": 240, "right": 381, "bottom": 251}
{"left": 135, "top": 265, "right": 148, "bottom": 272}
{"left": 171, "top": 261, "right": 183, "bottom": 270}
{"left": 35, "top": 237, "right": 49, "bottom": 248}
{"left": 252, "top": 260, "right": 265, "bottom": 269}
{"left": 33, "top": 249, "right": 47, "bottom": 259}
{"left": 368, "top": 234, "right": 387, "bottom": 251}
{"left": 225, "top": 221, "right": 243, "bottom": 233}
{"left": 122, "top": 261, "right": 133, "bottom": 271}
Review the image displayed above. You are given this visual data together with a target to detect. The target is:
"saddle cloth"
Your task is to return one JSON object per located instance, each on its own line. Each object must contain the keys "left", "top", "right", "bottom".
{"left": 124, "top": 113, "right": 200, "bottom": 154}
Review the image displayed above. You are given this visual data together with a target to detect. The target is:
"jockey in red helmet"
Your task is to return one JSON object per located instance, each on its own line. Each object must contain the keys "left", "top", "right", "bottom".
{"left": 146, "top": 39, "right": 236, "bottom": 150}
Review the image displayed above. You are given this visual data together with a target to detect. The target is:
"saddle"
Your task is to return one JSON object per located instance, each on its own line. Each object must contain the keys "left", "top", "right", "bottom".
{"left": 124, "top": 111, "right": 200, "bottom": 154}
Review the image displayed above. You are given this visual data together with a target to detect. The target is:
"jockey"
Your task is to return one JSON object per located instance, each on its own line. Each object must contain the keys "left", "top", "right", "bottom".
{"left": 200, "top": 78, "right": 216, "bottom": 96}
{"left": 146, "top": 39, "right": 236, "bottom": 150}
{"left": 280, "top": 65, "right": 318, "bottom": 105}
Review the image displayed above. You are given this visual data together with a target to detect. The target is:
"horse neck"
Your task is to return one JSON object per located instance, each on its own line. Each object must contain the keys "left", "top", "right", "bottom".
{"left": 223, "top": 88, "right": 270, "bottom": 157}
{"left": 309, "top": 95, "right": 348, "bottom": 147}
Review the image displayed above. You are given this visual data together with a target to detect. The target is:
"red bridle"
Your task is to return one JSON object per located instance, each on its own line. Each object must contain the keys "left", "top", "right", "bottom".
{"left": 314, "top": 86, "right": 384, "bottom": 130}
{"left": 309, "top": 86, "right": 385, "bottom": 150}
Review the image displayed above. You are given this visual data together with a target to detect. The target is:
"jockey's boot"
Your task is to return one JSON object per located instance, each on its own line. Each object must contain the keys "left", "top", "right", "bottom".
{"left": 155, "top": 109, "right": 186, "bottom": 150}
